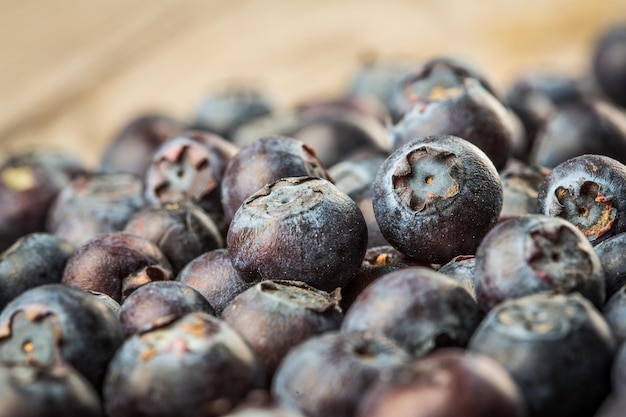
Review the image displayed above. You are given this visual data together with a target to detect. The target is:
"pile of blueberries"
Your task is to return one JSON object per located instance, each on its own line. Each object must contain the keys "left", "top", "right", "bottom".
{"left": 1, "top": 23, "right": 626, "bottom": 417}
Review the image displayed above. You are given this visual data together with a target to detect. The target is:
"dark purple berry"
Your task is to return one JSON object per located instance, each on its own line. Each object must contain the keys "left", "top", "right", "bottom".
{"left": 341, "top": 267, "right": 482, "bottom": 357}
{"left": 61, "top": 232, "right": 173, "bottom": 303}
{"left": 536, "top": 154, "right": 626, "bottom": 245}
{"left": 373, "top": 134, "right": 502, "bottom": 264}
{"left": 228, "top": 176, "right": 367, "bottom": 291}
{"left": 222, "top": 280, "right": 343, "bottom": 378}
{"left": 474, "top": 215, "right": 605, "bottom": 312}
{"left": 592, "top": 23, "right": 626, "bottom": 108}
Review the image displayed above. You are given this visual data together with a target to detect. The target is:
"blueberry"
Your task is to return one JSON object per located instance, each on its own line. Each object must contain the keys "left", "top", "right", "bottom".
{"left": 220, "top": 136, "right": 332, "bottom": 221}
{"left": 0, "top": 150, "right": 84, "bottom": 251}
{"left": 176, "top": 248, "right": 250, "bottom": 316}
{"left": 144, "top": 134, "right": 236, "bottom": 218}
{"left": 119, "top": 281, "right": 215, "bottom": 337}
{"left": 272, "top": 331, "right": 410, "bottom": 417}
{"left": 61, "top": 232, "right": 173, "bottom": 303}
{"left": 530, "top": 100, "right": 626, "bottom": 169}
{"left": 603, "top": 285, "right": 626, "bottom": 345}
{"left": 388, "top": 58, "right": 516, "bottom": 170}
{"left": 536, "top": 154, "right": 626, "bottom": 245}
{"left": 0, "top": 362, "right": 103, "bottom": 417}
{"left": 0, "top": 284, "right": 124, "bottom": 391}
{"left": 46, "top": 172, "right": 146, "bottom": 247}
{"left": 468, "top": 292, "right": 616, "bottom": 417}
{"left": 474, "top": 215, "right": 605, "bottom": 312}
{"left": 592, "top": 23, "right": 626, "bottom": 108}
{"left": 227, "top": 176, "right": 367, "bottom": 291}
{"left": 222, "top": 280, "right": 343, "bottom": 378}
{"left": 340, "top": 245, "right": 430, "bottom": 312}
{"left": 595, "top": 231, "right": 626, "bottom": 297}
{"left": 104, "top": 312, "right": 265, "bottom": 417}
{"left": 341, "top": 267, "right": 482, "bottom": 357}
{"left": 191, "top": 85, "right": 274, "bottom": 139}
{"left": 373, "top": 134, "right": 502, "bottom": 264}
{"left": 124, "top": 200, "right": 224, "bottom": 274}
{"left": 101, "top": 114, "right": 184, "bottom": 177}
{"left": 437, "top": 255, "right": 477, "bottom": 299}
{"left": 0, "top": 233, "right": 74, "bottom": 311}
{"left": 356, "top": 348, "right": 526, "bottom": 417}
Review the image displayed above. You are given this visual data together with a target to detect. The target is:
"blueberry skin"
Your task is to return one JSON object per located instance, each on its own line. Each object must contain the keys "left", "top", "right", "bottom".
{"left": 104, "top": 312, "right": 265, "bottom": 417}
{"left": 341, "top": 267, "right": 482, "bottom": 357}
{"left": 389, "top": 60, "right": 516, "bottom": 170}
{"left": 372, "top": 135, "right": 503, "bottom": 264}
{"left": 603, "top": 286, "right": 626, "bottom": 345}
{"left": 468, "top": 293, "right": 616, "bottom": 417}
{"left": 272, "top": 331, "right": 410, "bottom": 417}
{"left": 0, "top": 284, "right": 124, "bottom": 391}
{"left": 0, "top": 233, "right": 75, "bottom": 311}
{"left": 62, "top": 232, "right": 173, "bottom": 303}
{"left": 474, "top": 215, "right": 605, "bottom": 312}
{"left": 144, "top": 135, "right": 236, "bottom": 218}
{"left": 220, "top": 136, "right": 332, "bottom": 221}
{"left": 101, "top": 114, "right": 184, "bottom": 177}
{"left": 0, "top": 150, "right": 84, "bottom": 252}
{"left": 227, "top": 176, "right": 368, "bottom": 291}
{"left": 355, "top": 348, "right": 526, "bottom": 417}
{"left": 124, "top": 200, "right": 224, "bottom": 274}
{"left": 0, "top": 363, "right": 103, "bottom": 417}
{"left": 222, "top": 280, "right": 343, "bottom": 378}
{"left": 119, "top": 281, "right": 215, "bottom": 337}
{"left": 530, "top": 100, "right": 626, "bottom": 169}
{"left": 593, "top": 232, "right": 626, "bottom": 297}
{"left": 536, "top": 154, "right": 626, "bottom": 246}
{"left": 437, "top": 255, "right": 477, "bottom": 300}
{"left": 46, "top": 172, "right": 146, "bottom": 248}
{"left": 500, "top": 161, "right": 550, "bottom": 218}
{"left": 177, "top": 248, "right": 250, "bottom": 316}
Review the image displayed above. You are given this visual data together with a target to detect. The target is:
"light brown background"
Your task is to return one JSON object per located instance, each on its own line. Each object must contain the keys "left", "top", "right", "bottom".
{"left": 1, "top": 0, "right": 625, "bottom": 168}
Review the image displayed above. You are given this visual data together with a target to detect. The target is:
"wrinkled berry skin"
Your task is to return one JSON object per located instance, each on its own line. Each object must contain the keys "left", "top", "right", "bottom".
{"left": 595, "top": 232, "right": 626, "bottom": 297}
{"left": 0, "top": 150, "right": 84, "bottom": 251}
{"left": 177, "top": 248, "right": 250, "bottom": 315}
{"left": 537, "top": 154, "right": 626, "bottom": 246}
{"left": 469, "top": 293, "right": 616, "bottom": 417}
{"left": 373, "top": 135, "right": 502, "bottom": 264}
{"left": 222, "top": 280, "right": 343, "bottom": 378}
{"left": 46, "top": 172, "right": 146, "bottom": 247}
{"left": 474, "top": 215, "right": 605, "bottom": 312}
{"left": 62, "top": 232, "right": 173, "bottom": 303}
{"left": 341, "top": 267, "right": 482, "bottom": 357}
{"left": 220, "top": 136, "right": 332, "bottom": 221}
{"left": 119, "top": 281, "right": 215, "bottom": 337}
{"left": 388, "top": 59, "right": 515, "bottom": 170}
{"left": 530, "top": 100, "right": 626, "bottom": 169}
{"left": 0, "top": 233, "right": 75, "bottom": 311}
{"left": 104, "top": 312, "right": 265, "bottom": 417}
{"left": 0, "top": 363, "right": 103, "bottom": 417}
{"left": 101, "top": 114, "right": 184, "bottom": 176}
{"left": 144, "top": 134, "right": 236, "bottom": 217}
{"left": 0, "top": 284, "right": 124, "bottom": 391}
{"left": 593, "top": 24, "right": 626, "bottom": 108}
{"left": 272, "top": 331, "right": 410, "bottom": 417}
{"left": 356, "top": 348, "right": 526, "bottom": 417}
{"left": 124, "top": 201, "right": 224, "bottom": 274}
{"left": 228, "top": 176, "right": 367, "bottom": 291}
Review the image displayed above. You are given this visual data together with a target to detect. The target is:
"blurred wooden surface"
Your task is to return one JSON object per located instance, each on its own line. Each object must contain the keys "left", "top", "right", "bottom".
{"left": 1, "top": 0, "right": 625, "bottom": 168}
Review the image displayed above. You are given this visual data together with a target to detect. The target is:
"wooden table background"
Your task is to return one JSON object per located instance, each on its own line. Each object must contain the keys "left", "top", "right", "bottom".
{"left": 1, "top": 0, "right": 625, "bottom": 168}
